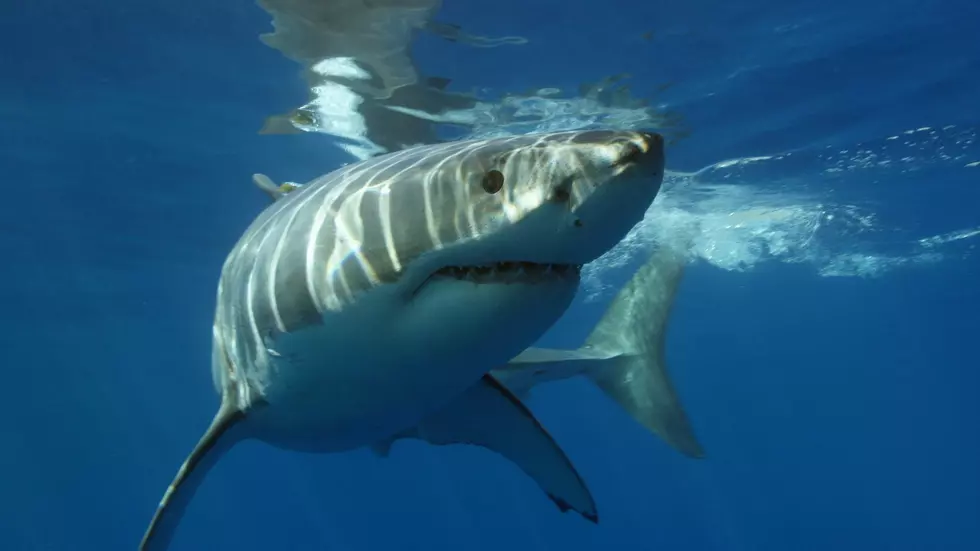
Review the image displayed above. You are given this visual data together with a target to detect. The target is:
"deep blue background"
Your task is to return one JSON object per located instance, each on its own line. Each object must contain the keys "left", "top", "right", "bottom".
{"left": 2, "top": 0, "right": 978, "bottom": 549}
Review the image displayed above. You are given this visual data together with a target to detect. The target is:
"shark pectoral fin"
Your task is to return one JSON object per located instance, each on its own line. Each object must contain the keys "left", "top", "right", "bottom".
{"left": 392, "top": 374, "right": 598, "bottom": 522}
{"left": 139, "top": 397, "right": 246, "bottom": 551}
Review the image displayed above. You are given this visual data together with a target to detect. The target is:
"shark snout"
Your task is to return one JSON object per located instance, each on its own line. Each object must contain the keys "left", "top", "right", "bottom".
{"left": 638, "top": 131, "right": 664, "bottom": 157}
{"left": 614, "top": 131, "right": 665, "bottom": 174}
{"left": 556, "top": 130, "right": 665, "bottom": 264}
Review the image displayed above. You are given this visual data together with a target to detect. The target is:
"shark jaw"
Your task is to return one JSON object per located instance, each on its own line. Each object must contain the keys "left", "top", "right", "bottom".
{"left": 415, "top": 261, "right": 582, "bottom": 292}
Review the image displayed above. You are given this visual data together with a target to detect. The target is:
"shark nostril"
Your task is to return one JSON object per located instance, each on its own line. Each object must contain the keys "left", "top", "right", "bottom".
{"left": 639, "top": 132, "right": 664, "bottom": 150}
{"left": 552, "top": 188, "right": 570, "bottom": 202}
{"left": 615, "top": 143, "right": 644, "bottom": 166}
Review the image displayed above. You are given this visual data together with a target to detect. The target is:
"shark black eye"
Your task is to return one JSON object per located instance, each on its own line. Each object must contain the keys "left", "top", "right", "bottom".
{"left": 482, "top": 169, "right": 504, "bottom": 194}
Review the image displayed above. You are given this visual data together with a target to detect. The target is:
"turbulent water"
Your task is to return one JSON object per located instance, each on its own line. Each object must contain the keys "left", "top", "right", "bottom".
{"left": 583, "top": 123, "right": 979, "bottom": 298}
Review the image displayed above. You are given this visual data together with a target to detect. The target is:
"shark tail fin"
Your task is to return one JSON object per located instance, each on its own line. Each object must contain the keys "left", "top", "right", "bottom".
{"left": 582, "top": 245, "right": 705, "bottom": 458}
{"left": 139, "top": 397, "right": 245, "bottom": 550}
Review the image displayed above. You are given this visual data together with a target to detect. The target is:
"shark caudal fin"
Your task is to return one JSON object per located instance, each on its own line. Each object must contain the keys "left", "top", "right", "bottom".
{"left": 582, "top": 244, "right": 704, "bottom": 458}
{"left": 139, "top": 396, "right": 245, "bottom": 551}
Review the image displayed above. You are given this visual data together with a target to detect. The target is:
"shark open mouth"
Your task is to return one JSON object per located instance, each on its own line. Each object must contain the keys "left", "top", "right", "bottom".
{"left": 432, "top": 261, "right": 582, "bottom": 284}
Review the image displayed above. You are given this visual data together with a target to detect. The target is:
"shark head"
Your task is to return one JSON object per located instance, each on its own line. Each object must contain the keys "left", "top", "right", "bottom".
{"left": 393, "top": 129, "right": 666, "bottom": 293}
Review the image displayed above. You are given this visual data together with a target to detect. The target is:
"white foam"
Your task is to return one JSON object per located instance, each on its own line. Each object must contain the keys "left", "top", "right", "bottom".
{"left": 574, "top": 122, "right": 980, "bottom": 299}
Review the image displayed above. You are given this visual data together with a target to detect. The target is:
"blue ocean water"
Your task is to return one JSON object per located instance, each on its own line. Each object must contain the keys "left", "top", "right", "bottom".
{"left": 2, "top": 0, "right": 979, "bottom": 550}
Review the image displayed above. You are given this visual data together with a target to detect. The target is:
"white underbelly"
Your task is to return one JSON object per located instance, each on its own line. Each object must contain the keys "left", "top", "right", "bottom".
{"left": 240, "top": 277, "right": 578, "bottom": 452}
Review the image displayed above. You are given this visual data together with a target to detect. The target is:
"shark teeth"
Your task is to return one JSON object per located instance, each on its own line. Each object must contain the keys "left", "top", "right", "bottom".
{"left": 434, "top": 262, "right": 581, "bottom": 283}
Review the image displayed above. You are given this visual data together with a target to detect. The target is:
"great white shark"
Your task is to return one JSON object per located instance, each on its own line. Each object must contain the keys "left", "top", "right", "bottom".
{"left": 140, "top": 129, "right": 666, "bottom": 549}
{"left": 257, "top": 172, "right": 702, "bottom": 458}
